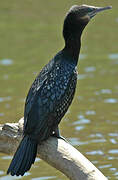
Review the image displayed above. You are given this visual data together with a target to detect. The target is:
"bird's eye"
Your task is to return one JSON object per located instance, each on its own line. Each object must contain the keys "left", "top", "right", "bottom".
{"left": 87, "top": 8, "right": 94, "bottom": 12}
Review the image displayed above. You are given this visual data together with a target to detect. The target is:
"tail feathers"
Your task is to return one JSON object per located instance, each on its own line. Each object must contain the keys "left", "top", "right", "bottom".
{"left": 7, "top": 136, "right": 37, "bottom": 176}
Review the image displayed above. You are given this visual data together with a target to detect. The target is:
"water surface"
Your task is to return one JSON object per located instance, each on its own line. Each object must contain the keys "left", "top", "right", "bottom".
{"left": 0, "top": 0, "right": 118, "bottom": 179}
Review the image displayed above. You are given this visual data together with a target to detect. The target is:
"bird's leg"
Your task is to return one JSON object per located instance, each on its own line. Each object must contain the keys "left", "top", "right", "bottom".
{"left": 51, "top": 126, "right": 68, "bottom": 143}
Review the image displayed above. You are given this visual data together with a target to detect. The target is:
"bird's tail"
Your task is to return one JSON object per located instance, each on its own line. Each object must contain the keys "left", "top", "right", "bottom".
{"left": 7, "top": 136, "right": 38, "bottom": 176}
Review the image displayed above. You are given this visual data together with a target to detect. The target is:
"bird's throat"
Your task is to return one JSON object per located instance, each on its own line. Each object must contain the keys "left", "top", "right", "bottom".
{"left": 64, "top": 36, "right": 81, "bottom": 64}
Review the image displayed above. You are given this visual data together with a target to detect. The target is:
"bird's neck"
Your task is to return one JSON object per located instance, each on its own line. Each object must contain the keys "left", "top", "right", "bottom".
{"left": 63, "top": 36, "right": 81, "bottom": 64}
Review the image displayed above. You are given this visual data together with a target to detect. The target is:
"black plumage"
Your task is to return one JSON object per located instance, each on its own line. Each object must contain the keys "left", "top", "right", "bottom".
{"left": 24, "top": 52, "right": 77, "bottom": 141}
{"left": 7, "top": 4, "right": 111, "bottom": 176}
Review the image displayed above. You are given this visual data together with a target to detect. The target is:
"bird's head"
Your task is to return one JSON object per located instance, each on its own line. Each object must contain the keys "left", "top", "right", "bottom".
{"left": 63, "top": 4, "right": 112, "bottom": 42}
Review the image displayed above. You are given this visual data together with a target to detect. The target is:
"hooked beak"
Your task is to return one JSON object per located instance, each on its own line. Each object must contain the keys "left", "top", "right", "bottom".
{"left": 88, "top": 6, "right": 112, "bottom": 19}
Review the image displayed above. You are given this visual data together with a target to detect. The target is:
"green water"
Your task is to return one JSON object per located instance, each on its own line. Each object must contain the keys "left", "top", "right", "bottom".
{"left": 0, "top": 0, "right": 118, "bottom": 179}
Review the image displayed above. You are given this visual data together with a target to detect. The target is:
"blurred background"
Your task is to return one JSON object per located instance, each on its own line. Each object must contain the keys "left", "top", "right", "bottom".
{"left": 0, "top": 0, "right": 118, "bottom": 179}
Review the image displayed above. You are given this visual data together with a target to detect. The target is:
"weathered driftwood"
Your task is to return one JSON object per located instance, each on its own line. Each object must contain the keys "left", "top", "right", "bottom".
{"left": 0, "top": 118, "right": 107, "bottom": 180}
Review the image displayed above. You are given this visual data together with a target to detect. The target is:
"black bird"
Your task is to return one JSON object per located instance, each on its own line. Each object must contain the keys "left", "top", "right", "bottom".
{"left": 7, "top": 4, "right": 111, "bottom": 176}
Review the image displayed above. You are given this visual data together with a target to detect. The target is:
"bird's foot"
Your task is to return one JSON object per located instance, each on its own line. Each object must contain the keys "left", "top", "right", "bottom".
{"left": 51, "top": 134, "right": 69, "bottom": 143}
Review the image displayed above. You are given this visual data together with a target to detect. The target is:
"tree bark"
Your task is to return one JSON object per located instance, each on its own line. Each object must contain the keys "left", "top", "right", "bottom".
{"left": 0, "top": 118, "right": 108, "bottom": 180}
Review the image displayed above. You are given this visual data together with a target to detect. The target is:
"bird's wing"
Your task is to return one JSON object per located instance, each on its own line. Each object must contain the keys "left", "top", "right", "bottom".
{"left": 24, "top": 60, "right": 54, "bottom": 132}
{"left": 23, "top": 59, "right": 76, "bottom": 141}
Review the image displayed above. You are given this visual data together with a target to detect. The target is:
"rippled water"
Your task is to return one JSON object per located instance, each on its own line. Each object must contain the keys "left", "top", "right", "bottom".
{"left": 0, "top": 59, "right": 13, "bottom": 66}
{"left": 0, "top": 0, "right": 118, "bottom": 180}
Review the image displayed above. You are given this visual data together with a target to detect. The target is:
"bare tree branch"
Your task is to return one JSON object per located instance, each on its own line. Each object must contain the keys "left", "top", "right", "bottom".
{"left": 0, "top": 118, "right": 108, "bottom": 180}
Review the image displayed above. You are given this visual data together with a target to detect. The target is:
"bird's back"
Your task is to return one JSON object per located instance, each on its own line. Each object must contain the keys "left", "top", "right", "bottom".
{"left": 24, "top": 51, "right": 78, "bottom": 141}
